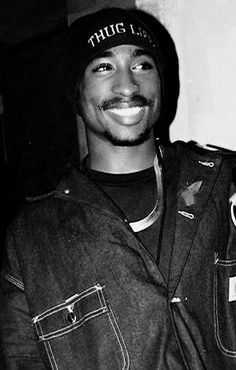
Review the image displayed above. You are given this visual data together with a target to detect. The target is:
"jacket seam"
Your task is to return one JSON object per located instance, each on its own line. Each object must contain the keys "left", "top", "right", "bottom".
{"left": 33, "top": 284, "right": 104, "bottom": 322}
{"left": 107, "top": 307, "right": 130, "bottom": 370}
{"left": 55, "top": 193, "right": 126, "bottom": 222}
{"left": 0, "top": 270, "right": 25, "bottom": 291}
{"left": 44, "top": 340, "right": 58, "bottom": 370}
{"left": 38, "top": 320, "right": 58, "bottom": 369}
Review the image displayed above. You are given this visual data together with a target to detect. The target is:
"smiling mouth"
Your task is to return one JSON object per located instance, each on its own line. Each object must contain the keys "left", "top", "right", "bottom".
{"left": 107, "top": 106, "right": 144, "bottom": 117}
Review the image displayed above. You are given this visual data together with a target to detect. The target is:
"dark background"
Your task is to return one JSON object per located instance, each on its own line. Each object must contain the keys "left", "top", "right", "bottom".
{"left": 0, "top": 0, "right": 179, "bottom": 245}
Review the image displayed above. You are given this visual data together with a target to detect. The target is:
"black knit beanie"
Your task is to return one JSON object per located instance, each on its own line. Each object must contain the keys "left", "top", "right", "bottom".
{"left": 67, "top": 7, "right": 164, "bottom": 106}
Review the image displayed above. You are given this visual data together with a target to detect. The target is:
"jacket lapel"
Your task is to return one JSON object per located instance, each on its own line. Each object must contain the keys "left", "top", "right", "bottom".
{"left": 168, "top": 144, "right": 222, "bottom": 298}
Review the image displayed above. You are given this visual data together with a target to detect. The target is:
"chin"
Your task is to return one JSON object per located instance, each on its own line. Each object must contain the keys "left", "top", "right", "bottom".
{"left": 104, "top": 128, "right": 152, "bottom": 147}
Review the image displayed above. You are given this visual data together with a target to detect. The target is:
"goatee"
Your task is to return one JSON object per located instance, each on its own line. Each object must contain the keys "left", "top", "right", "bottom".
{"left": 103, "top": 127, "right": 152, "bottom": 146}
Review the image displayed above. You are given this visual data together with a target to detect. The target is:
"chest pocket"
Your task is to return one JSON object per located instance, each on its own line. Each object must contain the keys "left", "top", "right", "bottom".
{"left": 214, "top": 257, "right": 236, "bottom": 357}
{"left": 33, "top": 284, "right": 129, "bottom": 370}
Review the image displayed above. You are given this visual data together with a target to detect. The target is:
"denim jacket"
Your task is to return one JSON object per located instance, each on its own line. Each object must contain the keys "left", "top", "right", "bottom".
{"left": 0, "top": 141, "right": 236, "bottom": 369}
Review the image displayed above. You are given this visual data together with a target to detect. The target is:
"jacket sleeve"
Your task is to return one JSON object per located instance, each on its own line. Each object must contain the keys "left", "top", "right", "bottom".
{"left": 0, "top": 229, "right": 46, "bottom": 369}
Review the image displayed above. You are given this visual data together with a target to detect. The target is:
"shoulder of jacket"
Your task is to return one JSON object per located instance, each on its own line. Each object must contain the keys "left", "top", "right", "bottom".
{"left": 24, "top": 160, "right": 84, "bottom": 203}
{"left": 187, "top": 140, "right": 235, "bottom": 155}
{"left": 174, "top": 141, "right": 236, "bottom": 189}
{"left": 25, "top": 166, "right": 87, "bottom": 203}
{"left": 171, "top": 140, "right": 236, "bottom": 159}
{"left": 25, "top": 189, "right": 57, "bottom": 202}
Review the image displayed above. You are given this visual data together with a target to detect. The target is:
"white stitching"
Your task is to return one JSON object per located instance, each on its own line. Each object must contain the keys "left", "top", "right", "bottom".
{"left": 47, "top": 341, "right": 59, "bottom": 370}
{"left": 96, "top": 285, "right": 104, "bottom": 308}
{"left": 33, "top": 285, "right": 101, "bottom": 322}
{"left": 0, "top": 271, "right": 25, "bottom": 291}
{"left": 43, "top": 341, "right": 53, "bottom": 369}
{"left": 34, "top": 287, "right": 95, "bottom": 321}
{"left": 214, "top": 263, "right": 236, "bottom": 356}
{"left": 34, "top": 284, "right": 129, "bottom": 368}
{"left": 100, "top": 289, "right": 129, "bottom": 370}
{"left": 43, "top": 340, "right": 57, "bottom": 370}
{"left": 39, "top": 321, "right": 56, "bottom": 369}
{"left": 98, "top": 289, "right": 107, "bottom": 308}
{"left": 107, "top": 307, "right": 130, "bottom": 370}
{"left": 39, "top": 307, "right": 107, "bottom": 341}
{"left": 34, "top": 321, "right": 40, "bottom": 338}
{"left": 216, "top": 259, "right": 236, "bottom": 266}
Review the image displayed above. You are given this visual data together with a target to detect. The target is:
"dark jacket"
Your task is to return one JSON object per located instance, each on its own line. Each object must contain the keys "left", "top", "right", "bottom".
{"left": 0, "top": 141, "right": 236, "bottom": 369}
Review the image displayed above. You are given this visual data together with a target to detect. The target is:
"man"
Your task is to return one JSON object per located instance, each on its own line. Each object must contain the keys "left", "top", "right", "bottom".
{"left": 0, "top": 7, "right": 236, "bottom": 369}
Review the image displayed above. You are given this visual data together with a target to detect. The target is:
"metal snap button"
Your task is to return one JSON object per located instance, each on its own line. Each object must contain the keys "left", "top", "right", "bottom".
{"left": 67, "top": 311, "right": 76, "bottom": 324}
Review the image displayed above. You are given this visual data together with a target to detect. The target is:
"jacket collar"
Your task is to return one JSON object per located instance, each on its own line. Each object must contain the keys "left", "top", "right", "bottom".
{"left": 55, "top": 142, "right": 164, "bottom": 221}
{"left": 55, "top": 166, "right": 126, "bottom": 221}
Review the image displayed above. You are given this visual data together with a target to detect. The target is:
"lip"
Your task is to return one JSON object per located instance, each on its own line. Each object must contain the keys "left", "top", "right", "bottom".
{"left": 104, "top": 106, "right": 146, "bottom": 125}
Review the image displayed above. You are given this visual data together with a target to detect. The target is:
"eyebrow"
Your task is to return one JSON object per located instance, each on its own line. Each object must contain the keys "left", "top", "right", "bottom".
{"left": 91, "top": 50, "right": 114, "bottom": 62}
{"left": 132, "top": 48, "right": 154, "bottom": 59}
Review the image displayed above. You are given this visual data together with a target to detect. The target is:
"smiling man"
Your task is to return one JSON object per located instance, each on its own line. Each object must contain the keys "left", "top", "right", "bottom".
{"left": 1, "top": 7, "right": 236, "bottom": 370}
{"left": 79, "top": 45, "right": 160, "bottom": 146}
{"left": 78, "top": 43, "right": 161, "bottom": 172}
{"left": 67, "top": 7, "right": 163, "bottom": 175}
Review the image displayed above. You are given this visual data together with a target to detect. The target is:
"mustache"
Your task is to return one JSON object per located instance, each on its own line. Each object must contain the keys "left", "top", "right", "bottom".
{"left": 100, "top": 95, "right": 152, "bottom": 110}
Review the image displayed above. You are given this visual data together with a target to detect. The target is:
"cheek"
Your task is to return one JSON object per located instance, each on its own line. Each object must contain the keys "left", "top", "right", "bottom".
{"left": 80, "top": 80, "right": 106, "bottom": 109}
{"left": 140, "top": 73, "right": 161, "bottom": 98}
{"left": 150, "top": 70, "right": 161, "bottom": 92}
{"left": 150, "top": 75, "right": 161, "bottom": 96}
{"left": 79, "top": 93, "right": 104, "bottom": 127}
{"left": 79, "top": 84, "right": 95, "bottom": 112}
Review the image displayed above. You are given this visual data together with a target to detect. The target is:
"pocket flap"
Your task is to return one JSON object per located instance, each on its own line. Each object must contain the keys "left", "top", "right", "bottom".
{"left": 33, "top": 283, "right": 108, "bottom": 341}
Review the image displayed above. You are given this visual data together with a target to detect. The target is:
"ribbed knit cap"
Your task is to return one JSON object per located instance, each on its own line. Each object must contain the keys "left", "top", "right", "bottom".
{"left": 67, "top": 7, "right": 164, "bottom": 106}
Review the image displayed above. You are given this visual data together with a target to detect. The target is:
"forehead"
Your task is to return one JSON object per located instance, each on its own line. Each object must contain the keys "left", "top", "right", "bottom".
{"left": 90, "top": 44, "right": 154, "bottom": 62}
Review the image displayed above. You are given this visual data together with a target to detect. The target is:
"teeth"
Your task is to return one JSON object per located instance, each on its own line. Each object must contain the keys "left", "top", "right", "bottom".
{"left": 109, "top": 107, "right": 142, "bottom": 117}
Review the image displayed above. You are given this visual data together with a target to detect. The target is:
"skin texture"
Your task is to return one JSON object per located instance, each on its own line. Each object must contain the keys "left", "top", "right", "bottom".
{"left": 78, "top": 44, "right": 161, "bottom": 173}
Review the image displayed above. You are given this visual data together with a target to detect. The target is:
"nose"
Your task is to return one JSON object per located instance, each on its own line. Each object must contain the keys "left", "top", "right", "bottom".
{"left": 112, "top": 69, "right": 139, "bottom": 97}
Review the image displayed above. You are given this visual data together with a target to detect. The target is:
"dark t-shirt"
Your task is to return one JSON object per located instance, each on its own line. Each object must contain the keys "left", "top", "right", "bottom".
{"left": 87, "top": 150, "right": 178, "bottom": 282}
{"left": 88, "top": 166, "right": 161, "bottom": 261}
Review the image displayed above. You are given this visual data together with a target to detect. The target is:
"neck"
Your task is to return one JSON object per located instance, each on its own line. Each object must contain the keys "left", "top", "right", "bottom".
{"left": 87, "top": 134, "right": 157, "bottom": 174}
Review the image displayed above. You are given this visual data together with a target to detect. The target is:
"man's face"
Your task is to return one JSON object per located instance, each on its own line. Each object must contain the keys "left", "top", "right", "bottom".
{"left": 78, "top": 44, "right": 161, "bottom": 147}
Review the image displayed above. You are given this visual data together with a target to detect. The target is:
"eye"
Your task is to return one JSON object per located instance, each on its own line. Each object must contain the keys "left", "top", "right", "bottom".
{"left": 92, "top": 63, "right": 113, "bottom": 73}
{"left": 133, "top": 61, "right": 155, "bottom": 72}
